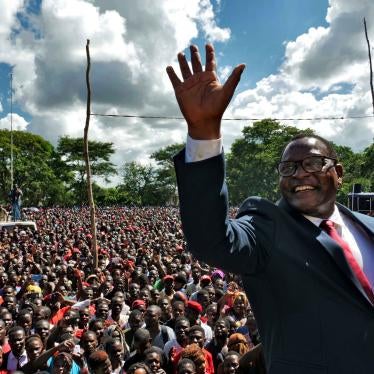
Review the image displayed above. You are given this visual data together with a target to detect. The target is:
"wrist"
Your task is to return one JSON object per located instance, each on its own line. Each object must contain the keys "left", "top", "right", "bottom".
{"left": 188, "top": 121, "right": 221, "bottom": 140}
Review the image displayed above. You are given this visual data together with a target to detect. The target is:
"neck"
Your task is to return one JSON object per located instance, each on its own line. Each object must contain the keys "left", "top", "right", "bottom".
{"left": 215, "top": 336, "right": 227, "bottom": 347}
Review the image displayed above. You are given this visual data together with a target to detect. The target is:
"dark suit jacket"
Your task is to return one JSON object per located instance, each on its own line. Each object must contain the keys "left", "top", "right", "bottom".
{"left": 174, "top": 150, "right": 374, "bottom": 374}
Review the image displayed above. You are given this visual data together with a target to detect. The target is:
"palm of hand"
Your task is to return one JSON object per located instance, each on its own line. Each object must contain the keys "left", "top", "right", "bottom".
{"left": 175, "top": 71, "right": 226, "bottom": 127}
{"left": 167, "top": 44, "right": 245, "bottom": 139}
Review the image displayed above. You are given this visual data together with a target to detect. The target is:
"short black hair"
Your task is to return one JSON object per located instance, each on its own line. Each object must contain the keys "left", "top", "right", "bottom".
{"left": 133, "top": 328, "right": 151, "bottom": 343}
{"left": 188, "top": 325, "right": 205, "bottom": 336}
{"left": 144, "top": 346, "right": 165, "bottom": 366}
{"left": 225, "top": 350, "right": 241, "bottom": 359}
{"left": 8, "top": 325, "right": 25, "bottom": 338}
{"left": 281, "top": 133, "right": 338, "bottom": 160}
{"left": 175, "top": 316, "right": 190, "bottom": 327}
{"left": 177, "top": 358, "right": 196, "bottom": 372}
{"left": 127, "top": 362, "right": 151, "bottom": 374}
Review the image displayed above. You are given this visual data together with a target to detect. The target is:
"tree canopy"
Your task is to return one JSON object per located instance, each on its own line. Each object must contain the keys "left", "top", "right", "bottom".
{"left": 0, "top": 127, "right": 372, "bottom": 208}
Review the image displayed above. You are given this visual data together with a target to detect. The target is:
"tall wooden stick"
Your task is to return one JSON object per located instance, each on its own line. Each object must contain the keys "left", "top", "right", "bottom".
{"left": 364, "top": 18, "right": 374, "bottom": 115}
{"left": 84, "top": 39, "right": 98, "bottom": 270}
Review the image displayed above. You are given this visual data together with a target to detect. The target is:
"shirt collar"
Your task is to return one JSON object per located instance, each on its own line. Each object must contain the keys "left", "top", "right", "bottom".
{"left": 9, "top": 349, "right": 27, "bottom": 360}
{"left": 303, "top": 205, "right": 344, "bottom": 229}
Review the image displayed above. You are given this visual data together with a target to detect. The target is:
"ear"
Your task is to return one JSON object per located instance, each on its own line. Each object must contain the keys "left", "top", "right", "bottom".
{"left": 335, "top": 164, "right": 343, "bottom": 188}
{"left": 335, "top": 163, "right": 343, "bottom": 179}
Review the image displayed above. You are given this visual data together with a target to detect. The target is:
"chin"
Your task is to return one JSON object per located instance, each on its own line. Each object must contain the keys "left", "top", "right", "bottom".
{"left": 288, "top": 199, "right": 320, "bottom": 216}
{"left": 290, "top": 200, "right": 333, "bottom": 218}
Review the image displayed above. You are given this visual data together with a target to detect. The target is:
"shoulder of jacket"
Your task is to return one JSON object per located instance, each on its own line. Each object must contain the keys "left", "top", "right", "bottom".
{"left": 237, "top": 196, "right": 277, "bottom": 217}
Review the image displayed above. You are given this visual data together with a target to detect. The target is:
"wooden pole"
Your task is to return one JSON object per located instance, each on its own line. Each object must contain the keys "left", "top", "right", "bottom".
{"left": 84, "top": 39, "right": 98, "bottom": 270}
{"left": 364, "top": 18, "right": 374, "bottom": 115}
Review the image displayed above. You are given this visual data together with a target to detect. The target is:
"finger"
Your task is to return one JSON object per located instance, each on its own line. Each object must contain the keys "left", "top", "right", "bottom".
{"left": 166, "top": 66, "right": 182, "bottom": 90}
{"left": 205, "top": 44, "right": 216, "bottom": 72}
{"left": 177, "top": 52, "right": 192, "bottom": 80}
{"left": 222, "top": 64, "right": 246, "bottom": 101}
{"left": 190, "top": 45, "right": 203, "bottom": 73}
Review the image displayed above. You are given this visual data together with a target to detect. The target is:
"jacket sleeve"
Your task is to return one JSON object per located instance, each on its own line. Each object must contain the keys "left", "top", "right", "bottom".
{"left": 174, "top": 149, "right": 273, "bottom": 275}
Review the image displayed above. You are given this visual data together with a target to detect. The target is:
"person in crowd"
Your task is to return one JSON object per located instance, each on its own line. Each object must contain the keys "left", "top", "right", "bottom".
{"left": 87, "top": 350, "right": 112, "bottom": 374}
{"left": 157, "top": 297, "right": 172, "bottom": 325}
{"left": 177, "top": 358, "right": 197, "bottom": 374}
{"left": 224, "top": 292, "right": 249, "bottom": 328}
{"left": 205, "top": 319, "right": 230, "bottom": 372}
{"left": 50, "top": 352, "right": 74, "bottom": 374}
{"left": 1, "top": 326, "right": 28, "bottom": 371}
{"left": 123, "top": 328, "right": 152, "bottom": 372}
{"left": 196, "top": 290, "right": 210, "bottom": 317}
{"left": 144, "top": 305, "right": 175, "bottom": 349}
{"left": 165, "top": 300, "right": 185, "bottom": 330}
{"left": 9, "top": 185, "right": 23, "bottom": 221}
{"left": 204, "top": 303, "right": 218, "bottom": 331}
{"left": 144, "top": 346, "right": 167, "bottom": 374}
{"left": 174, "top": 273, "right": 188, "bottom": 293}
{"left": 159, "top": 275, "right": 175, "bottom": 302}
{"left": 124, "top": 309, "right": 145, "bottom": 350}
{"left": 127, "top": 362, "right": 152, "bottom": 374}
{"left": 79, "top": 330, "right": 99, "bottom": 369}
{"left": 220, "top": 351, "right": 240, "bottom": 374}
{"left": 102, "top": 324, "right": 129, "bottom": 360}
{"left": 185, "top": 301, "right": 212, "bottom": 343}
{"left": 179, "top": 344, "right": 207, "bottom": 374}
{"left": 164, "top": 317, "right": 190, "bottom": 362}
{"left": 187, "top": 326, "right": 214, "bottom": 374}
{"left": 0, "top": 320, "right": 10, "bottom": 354}
{"left": 190, "top": 276, "right": 211, "bottom": 301}
{"left": 227, "top": 333, "right": 252, "bottom": 360}
{"left": 105, "top": 339, "right": 125, "bottom": 374}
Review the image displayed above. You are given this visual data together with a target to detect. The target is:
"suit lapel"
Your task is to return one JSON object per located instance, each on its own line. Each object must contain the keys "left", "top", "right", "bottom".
{"left": 337, "top": 202, "right": 374, "bottom": 238}
{"left": 277, "top": 198, "right": 374, "bottom": 307}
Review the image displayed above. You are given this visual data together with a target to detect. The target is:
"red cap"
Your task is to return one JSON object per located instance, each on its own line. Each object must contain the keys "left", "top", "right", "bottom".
{"left": 132, "top": 299, "right": 146, "bottom": 309}
{"left": 200, "top": 275, "right": 211, "bottom": 282}
{"left": 163, "top": 275, "right": 174, "bottom": 282}
{"left": 187, "top": 300, "right": 203, "bottom": 313}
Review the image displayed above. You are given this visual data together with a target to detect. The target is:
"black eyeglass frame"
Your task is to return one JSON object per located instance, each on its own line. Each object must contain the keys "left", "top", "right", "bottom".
{"left": 277, "top": 156, "right": 337, "bottom": 177}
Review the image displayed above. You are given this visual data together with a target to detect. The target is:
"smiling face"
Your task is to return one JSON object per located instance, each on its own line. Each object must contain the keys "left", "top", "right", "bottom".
{"left": 279, "top": 137, "right": 343, "bottom": 218}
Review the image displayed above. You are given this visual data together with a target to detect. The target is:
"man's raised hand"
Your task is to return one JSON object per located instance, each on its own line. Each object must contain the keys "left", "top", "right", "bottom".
{"left": 166, "top": 44, "right": 245, "bottom": 140}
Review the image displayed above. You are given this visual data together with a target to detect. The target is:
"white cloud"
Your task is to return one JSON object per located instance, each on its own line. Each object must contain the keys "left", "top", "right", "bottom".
{"left": 0, "top": 113, "right": 29, "bottom": 131}
{"left": 0, "top": 0, "right": 230, "bottom": 170}
{"left": 196, "top": 0, "right": 230, "bottom": 42}
{"left": 1, "top": 0, "right": 373, "bottom": 181}
{"left": 218, "top": 65, "right": 232, "bottom": 82}
{"left": 226, "top": 0, "right": 374, "bottom": 152}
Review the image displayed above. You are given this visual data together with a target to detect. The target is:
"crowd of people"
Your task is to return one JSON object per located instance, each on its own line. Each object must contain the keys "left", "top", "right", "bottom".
{"left": 0, "top": 207, "right": 265, "bottom": 373}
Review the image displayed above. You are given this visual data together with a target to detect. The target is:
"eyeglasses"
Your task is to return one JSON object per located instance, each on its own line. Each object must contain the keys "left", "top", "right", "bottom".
{"left": 277, "top": 156, "right": 337, "bottom": 177}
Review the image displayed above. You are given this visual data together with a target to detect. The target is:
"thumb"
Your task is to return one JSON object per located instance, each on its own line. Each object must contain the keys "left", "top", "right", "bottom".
{"left": 222, "top": 64, "right": 245, "bottom": 102}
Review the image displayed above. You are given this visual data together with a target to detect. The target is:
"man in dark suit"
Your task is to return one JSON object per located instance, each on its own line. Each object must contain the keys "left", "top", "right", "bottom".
{"left": 166, "top": 44, "right": 374, "bottom": 373}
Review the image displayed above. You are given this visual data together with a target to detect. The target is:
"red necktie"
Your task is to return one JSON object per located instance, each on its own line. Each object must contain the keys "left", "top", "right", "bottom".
{"left": 320, "top": 219, "right": 374, "bottom": 304}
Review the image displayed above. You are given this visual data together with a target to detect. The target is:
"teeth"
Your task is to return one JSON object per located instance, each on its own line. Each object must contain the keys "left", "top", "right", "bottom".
{"left": 295, "top": 185, "right": 315, "bottom": 192}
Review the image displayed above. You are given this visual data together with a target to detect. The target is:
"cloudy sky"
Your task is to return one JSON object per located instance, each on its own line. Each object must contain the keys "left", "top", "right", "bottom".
{"left": 0, "top": 0, "right": 373, "bottom": 182}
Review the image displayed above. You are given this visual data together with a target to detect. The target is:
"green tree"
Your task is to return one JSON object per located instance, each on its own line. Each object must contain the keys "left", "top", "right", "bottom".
{"left": 57, "top": 136, "right": 117, "bottom": 204}
{"left": 361, "top": 141, "right": 374, "bottom": 185}
{"left": 226, "top": 119, "right": 314, "bottom": 205}
{"left": 333, "top": 145, "right": 369, "bottom": 204}
{"left": 0, "top": 130, "right": 69, "bottom": 206}
{"left": 150, "top": 143, "right": 185, "bottom": 204}
{"left": 119, "top": 162, "right": 158, "bottom": 205}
